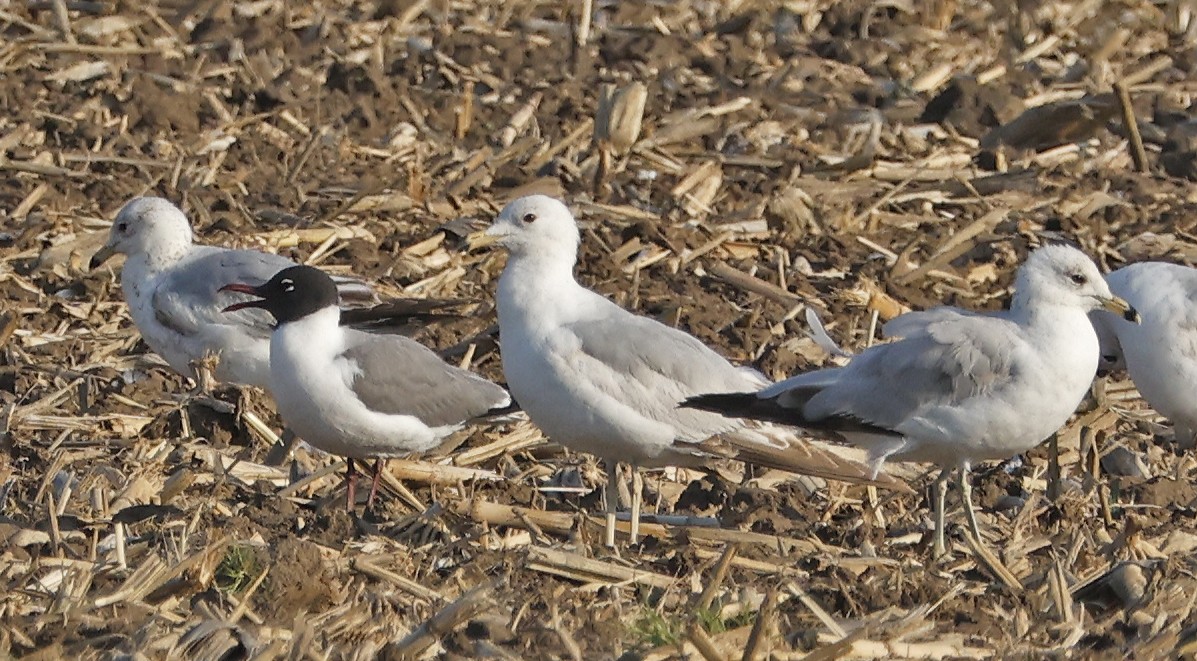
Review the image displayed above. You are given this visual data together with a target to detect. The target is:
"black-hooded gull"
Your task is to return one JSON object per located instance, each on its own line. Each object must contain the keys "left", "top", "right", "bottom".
{"left": 221, "top": 265, "right": 512, "bottom": 509}
{"left": 90, "top": 196, "right": 374, "bottom": 391}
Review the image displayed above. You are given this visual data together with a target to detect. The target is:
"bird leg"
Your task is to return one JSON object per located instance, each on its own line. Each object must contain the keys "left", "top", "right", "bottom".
{"left": 264, "top": 427, "right": 299, "bottom": 466}
{"left": 604, "top": 461, "right": 618, "bottom": 548}
{"left": 932, "top": 466, "right": 952, "bottom": 559}
{"left": 345, "top": 458, "right": 358, "bottom": 511}
{"left": 958, "top": 461, "right": 983, "bottom": 544}
{"left": 188, "top": 352, "right": 221, "bottom": 397}
{"left": 1177, "top": 423, "right": 1197, "bottom": 451}
{"left": 629, "top": 466, "right": 643, "bottom": 544}
{"left": 366, "top": 458, "right": 385, "bottom": 508}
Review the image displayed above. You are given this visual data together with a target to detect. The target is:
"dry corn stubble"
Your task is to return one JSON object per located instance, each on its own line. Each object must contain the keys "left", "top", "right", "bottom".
{"left": 3, "top": 0, "right": 1197, "bottom": 658}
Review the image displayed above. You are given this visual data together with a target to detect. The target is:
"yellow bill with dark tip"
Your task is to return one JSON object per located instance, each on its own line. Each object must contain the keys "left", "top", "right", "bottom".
{"left": 89, "top": 244, "right": 117, "bottom": 270}
{"left": 1102, "top": 295, "right": 1140, "bottom": 323}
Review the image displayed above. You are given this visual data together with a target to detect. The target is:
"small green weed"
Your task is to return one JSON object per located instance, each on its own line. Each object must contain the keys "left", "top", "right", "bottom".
{"left": 630, "top": 601, "right": 758, "bottom": 648}
{"left": 696, "top": 603, "right": 757, "bottom": 635}
{"left": 629, "top": 608, "right": 683, "bottom": 647}
{"left": 214, "top": 544, "right": 261, "bottom": 595}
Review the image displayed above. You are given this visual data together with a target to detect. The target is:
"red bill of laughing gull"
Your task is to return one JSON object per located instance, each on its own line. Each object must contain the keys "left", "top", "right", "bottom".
{"left": 468, "top": 195, "right": 901, "bottom": 547}
{"left": 221, "top": 265, "right": 512, "bottom": 509}
{"left": 686, "top": 244, "right": 1139, "bottom": 557}
{"left": 90, "top": 197, "right": 375, "bottom": 391}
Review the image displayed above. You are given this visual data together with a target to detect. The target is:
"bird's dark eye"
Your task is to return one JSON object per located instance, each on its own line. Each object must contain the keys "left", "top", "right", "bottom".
{"left": 117, "top": 222, "right": 128, "bottom": 232}
{"left": 522, "top": 212, "right": 537, "bottom": 224}
{"left": 280, "top": 279, "right": 295, "bottom": 292}
{"left": 1069, "top": 273, "right": 1087, "bottom": 285}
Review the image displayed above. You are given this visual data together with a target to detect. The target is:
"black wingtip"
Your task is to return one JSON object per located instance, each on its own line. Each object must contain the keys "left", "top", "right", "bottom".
{"left": 683, "top": 391, "right": 809, "bottom": 427}
{"left": 339, "top": 298, "right": 474, "bottom": 331}
{"left": 484, "top": 400, "right": 522, "bottom": 417}
{"left": 681, "top": 392, "right": 760, "bottom": 415}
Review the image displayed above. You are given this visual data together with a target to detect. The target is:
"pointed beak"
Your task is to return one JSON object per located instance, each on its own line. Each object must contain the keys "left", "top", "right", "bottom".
{"left": 219, "top": 283, "right": 266, "bottom": 313}
{"left": 1101, "top": 295, "right": 1140, "bottom": 323}
{"left": 465, "top": 229, "right": 502, "bottom": 252}
{"left": 90, "top": 244, "right": 117, "bottom": 270}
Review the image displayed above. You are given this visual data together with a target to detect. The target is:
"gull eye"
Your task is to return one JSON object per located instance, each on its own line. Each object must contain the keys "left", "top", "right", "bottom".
{"left": 522, "top": 212, "right": 537, "bottom": 224}
{"left": 117, "top": 222, "right": 129, "bottom": 232}
{"left": 280, "top": 279, "right": 295, "bottom": 292}
{"left": 1069, "top": 273, "right": 1087, "bottom": 285}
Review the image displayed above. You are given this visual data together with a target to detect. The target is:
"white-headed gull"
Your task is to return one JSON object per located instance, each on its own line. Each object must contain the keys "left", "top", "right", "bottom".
{"left": 686, "top": 244, "right": 1139, "bottom": 556}
{"left": 472, "top": 194, "right": 894, "bottom": 547}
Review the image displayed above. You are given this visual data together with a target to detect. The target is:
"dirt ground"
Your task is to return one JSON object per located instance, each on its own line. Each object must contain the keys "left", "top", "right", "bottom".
{"left": 4, "top": 0, "right": 1197, "bottom": 659}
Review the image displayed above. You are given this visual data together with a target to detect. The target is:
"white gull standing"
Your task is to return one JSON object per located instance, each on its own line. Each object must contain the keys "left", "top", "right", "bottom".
{"left": 686, "top": 244, "right": 1140, "bottom": 556}
{"left": 90, "top": 197, "right": 374, "bottom": 391}
{"left": 221, "top": 265, "right": 512, "bottom": 509}
{"left": 471, "top": 195, "right": 894, "bottom": 547}
{"left": 1091, "top": 261, "right": 1197, "bottom": 447}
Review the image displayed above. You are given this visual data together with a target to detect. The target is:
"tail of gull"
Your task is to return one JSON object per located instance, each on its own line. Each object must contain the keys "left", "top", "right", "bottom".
{"left": 687, "top": 393, "right": 920, "bottom": 489}
{"left": 473, "top": 399, "right": 527, "bottom": 425}
{"left": 686, "top": 391, "right": 800, "bottom": 427}
{"left": 331, "top": 275, "right": 379, "bottom": 305}
{"left": 340, "top": 297, "right": 475, "bottom": 333}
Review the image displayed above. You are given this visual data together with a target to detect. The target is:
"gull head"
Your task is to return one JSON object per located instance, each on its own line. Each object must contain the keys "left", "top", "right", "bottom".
{"left": 220, "top": 264, "right": 339, "bottom": 325}
{"left": 1017, "top": 244, "right": 1140, "bottom": 322}
{"left": 90, "top": 197, "right": 194, "bottom": 270}
{"left": 469, "top": 195, "right": 580, "bottom": 258}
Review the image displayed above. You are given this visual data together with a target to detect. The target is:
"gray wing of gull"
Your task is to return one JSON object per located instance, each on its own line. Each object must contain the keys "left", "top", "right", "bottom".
{"left": 768, "top": 307, "right": 1022, "bottom": 433}
{"left": 561, "top": 296, "right": 766, "bottom": 443}
{"left": 341, "top": 330, "right": 511, "bottom": 428}
{"left": 153, "top": 245, "right": 378, "bottom": 337}
{"left": 152, "top": 246, "right": 293, "bottom": 339}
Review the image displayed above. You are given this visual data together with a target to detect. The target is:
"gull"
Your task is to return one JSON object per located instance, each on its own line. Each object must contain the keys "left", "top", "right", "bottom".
{"left": 1091, "top": 261, "right": 1197, "bottom": 447}
{"left": 470, "top": 195, "right": 895, "bottom": 547}
{"left": 685, "top": 244, "right": 1140, "bottom": 557}
{"left": 221, "top": 265, "right": 512, "bottom": 509}
{"left": 90, "top": 196, "right": 374, "bottom": 392}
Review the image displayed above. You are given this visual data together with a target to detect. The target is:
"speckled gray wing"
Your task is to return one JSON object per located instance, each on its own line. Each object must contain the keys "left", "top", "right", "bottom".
{"left": 790, "top": 310, "right": 1021, "bottom": 431}
{"left": 565, "top": 299, "right": 765, "bottom": 442}
{"left": 692, "top": 309, "right": 1021, "bottom": 437}
{"left": 152, "top": 246, "right": 290, "bottom": 338}
{"left": 342, "top": 330, "right": 511, "bottom": 428}
{"left": 881, "top": 306, "right": 1000, "bottom": 339}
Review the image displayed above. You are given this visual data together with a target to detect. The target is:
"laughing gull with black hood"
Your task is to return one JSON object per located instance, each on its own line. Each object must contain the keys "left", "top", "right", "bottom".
{"left": 90, "top": 196, "right": 375, "bottom": 392}
{"left": 221, "top": 265, "right": 512, "bottom": 509}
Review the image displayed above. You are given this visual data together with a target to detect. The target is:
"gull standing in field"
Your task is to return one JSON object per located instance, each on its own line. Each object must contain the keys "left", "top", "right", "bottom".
{"left": 685, "top": 244, "right": 1141, "bottom": 557}
{"left": 1091, "top": 261, "right": 1197, "bottom": 447}
{"left": 90, "top": 196, "right": 374, "bottom": 391}
{"left": 469, "top": 195, "right": 895, "bottom": 547}
{"left": 221, "top": 265, "right": 512, "bottom": 509}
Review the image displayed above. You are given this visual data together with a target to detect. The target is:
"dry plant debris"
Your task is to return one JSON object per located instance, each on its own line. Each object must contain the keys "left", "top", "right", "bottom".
{"left": 3, "top": 0, "right": 1197, "bottom": 658}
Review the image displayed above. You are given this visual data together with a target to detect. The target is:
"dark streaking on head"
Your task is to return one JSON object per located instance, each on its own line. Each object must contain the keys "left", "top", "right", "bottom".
{"left": 220, "top": 265, "right": 340, "bottom": 324}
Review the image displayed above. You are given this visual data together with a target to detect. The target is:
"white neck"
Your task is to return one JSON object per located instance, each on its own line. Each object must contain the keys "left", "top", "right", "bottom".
{"left": 278, "top": 305, "right": 341, "bottom": 337}
{"left": 1008, "top": 290, "right": 1085, "bottom": 329}
{"left": 271, "top": 306, "right": 344, "bottom": 370}
{"left": 126, "top": 239, "right": 193, "bottom": 275}
{"left": 495, "top": 250, "right": 587, "bottom": 329}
